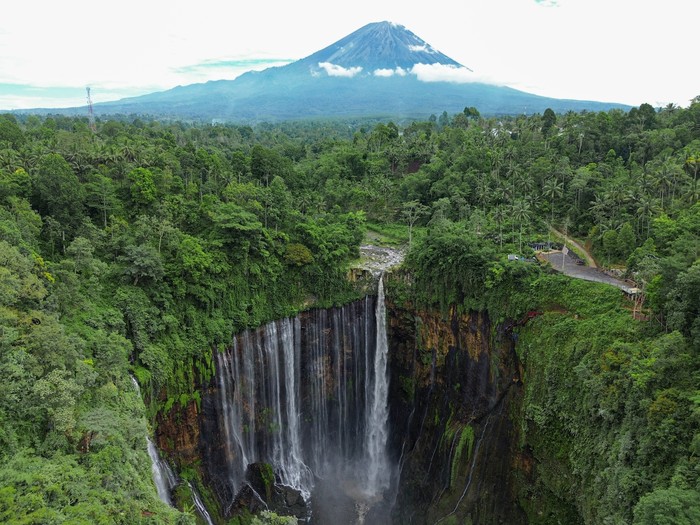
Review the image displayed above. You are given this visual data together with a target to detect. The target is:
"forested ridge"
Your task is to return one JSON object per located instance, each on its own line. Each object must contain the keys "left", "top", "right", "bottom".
{"left": 0, "top": 99, "right": 698, "bottom": 523}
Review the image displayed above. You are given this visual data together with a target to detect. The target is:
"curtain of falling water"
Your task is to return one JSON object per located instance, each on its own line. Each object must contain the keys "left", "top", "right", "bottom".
{"left": 213, "top": 285, "right": 392, "bottom": 506}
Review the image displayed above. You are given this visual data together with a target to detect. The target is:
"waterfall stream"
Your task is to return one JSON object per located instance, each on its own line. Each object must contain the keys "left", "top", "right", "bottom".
{"left": 132, "top": 375, "right": 215, "bottom": 524}
{"left": 213, "top": 276, "right": 394, "bottom": 518}
{"left": 364, "top": 274, "right": 391, "bottom": 496}
{"left": 130, "top": 376, "right": 178, "bottom": 507}
{"left": 147, "top": 437, "right": 178, "bottom": 506}
{"left": 189, "top": 482, "right": 215, "bottom": 525}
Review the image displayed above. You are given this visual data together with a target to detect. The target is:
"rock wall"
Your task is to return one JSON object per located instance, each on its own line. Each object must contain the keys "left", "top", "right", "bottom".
{"left": 386, "top": 286, "right": 527, "bottom": 524}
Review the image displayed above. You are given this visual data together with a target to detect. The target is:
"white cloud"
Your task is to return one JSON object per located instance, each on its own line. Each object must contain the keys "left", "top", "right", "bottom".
{"left": 318, "top": 62, "right": 363, "bottom": 78}
{"left": 410, "top": 64, "right": 479, "bottom": 84}
{"left": 534, "top": 0, "right": 560, "bottom": 7}
{"left": 408, "top": 44, "right": 434, "bottom": 53}
{"left": 373, "top": 67, "right": 407, "bottom": 77}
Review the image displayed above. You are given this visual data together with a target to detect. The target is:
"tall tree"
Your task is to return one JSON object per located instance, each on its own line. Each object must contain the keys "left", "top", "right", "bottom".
{"left": 33, "top": 153, "right": 85, "bottom": 235}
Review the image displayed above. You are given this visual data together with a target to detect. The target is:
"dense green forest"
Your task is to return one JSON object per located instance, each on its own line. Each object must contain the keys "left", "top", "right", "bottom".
{"left": 0, "top": 99, "right": 698, "bottom": 523}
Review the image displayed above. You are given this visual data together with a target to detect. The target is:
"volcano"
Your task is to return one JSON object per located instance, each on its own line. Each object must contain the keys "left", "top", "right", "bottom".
{"left": 60, "top": 22, "right": 631, "bottom": 121}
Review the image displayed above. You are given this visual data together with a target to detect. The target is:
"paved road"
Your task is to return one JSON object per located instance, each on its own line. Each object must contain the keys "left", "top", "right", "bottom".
{"left": 549, "top": 227, "right": 597, "bottom": 267}
{"left": 539, "top": 250, "right": 639, "bottom": 294}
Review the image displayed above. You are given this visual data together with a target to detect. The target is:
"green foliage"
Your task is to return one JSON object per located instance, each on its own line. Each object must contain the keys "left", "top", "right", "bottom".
{"left": 633, "top": 487, "right": 700, "bottom": 525}
{"left": 128, "top": 167, "right": 158, "bottom": 210}
{"left": 0, "top": 114, "right": 24, "bottom": 148}
{"left": 515, "top": 279, "right": 699, "bottom": 523}
{"left": 33, "top": 153, "right": 85, "bottom": 236}
{"left": 406, "top": 221, "right": 497, "bottom": 313}
{"left": 450, "top": 425, "right": 475, "bottom": 488}
{"left": 1, "top": 103, "right": 699, "bottom": 523}
{"left": 249, "top": 511, "right": 297, "bottom": 525}
{"left": 284, "top": 242, "right": 313, "bottom": 266}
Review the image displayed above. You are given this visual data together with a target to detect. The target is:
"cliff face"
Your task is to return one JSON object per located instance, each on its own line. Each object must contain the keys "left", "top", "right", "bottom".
{"left": 386, "top": 291, "right": 527, "bottom": 524}
{"left": 156, "top": 398, "right": 201, "bottom": 466}
{"left": 155, "top": 285, "right": 528, "bottom": 524}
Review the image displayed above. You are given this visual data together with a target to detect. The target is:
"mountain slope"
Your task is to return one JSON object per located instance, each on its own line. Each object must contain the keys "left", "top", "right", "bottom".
{"left": 36, "top": 21, "right": 632, "bottom": 121}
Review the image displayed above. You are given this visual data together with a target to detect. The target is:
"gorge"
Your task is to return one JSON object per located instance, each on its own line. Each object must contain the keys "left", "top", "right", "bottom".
{"left": 153, "top": 264, "right": 526, "bottom": 524}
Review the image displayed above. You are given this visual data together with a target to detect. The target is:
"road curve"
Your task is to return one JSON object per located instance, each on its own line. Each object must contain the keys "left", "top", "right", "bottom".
{"left": 549, "top": 227, "right": 597, "bottom": 268}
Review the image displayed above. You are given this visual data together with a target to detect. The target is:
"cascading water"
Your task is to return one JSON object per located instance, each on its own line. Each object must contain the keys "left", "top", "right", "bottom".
{"left": 130, "top": 376, "right": 178, "bottom": 507}
{"left": 147, "top": 437, "right": 178, "bottom": 506}
{"left": 364, "top": 274, "right": 391, "bottom": 496}
{"left": 133, "top": 376, "right": 217, "bottom": 524}
{"left": 211, "top": 275, "right": 394, "bottom": 521}
{"left": 188, "top": 482, "right": 215, "bottom": 525}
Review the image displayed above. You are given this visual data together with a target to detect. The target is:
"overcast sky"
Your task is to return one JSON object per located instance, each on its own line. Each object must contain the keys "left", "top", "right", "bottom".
{"left": 1, "top": 0, "right": 697, "bottom": 111}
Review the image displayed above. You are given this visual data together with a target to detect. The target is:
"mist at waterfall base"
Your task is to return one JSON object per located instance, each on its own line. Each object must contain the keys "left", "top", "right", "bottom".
{"left": 210, "top": 277, "right": 395, "bottom": 523}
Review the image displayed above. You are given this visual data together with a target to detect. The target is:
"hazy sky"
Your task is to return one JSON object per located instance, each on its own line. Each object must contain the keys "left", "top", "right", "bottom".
{"left": 1, "top": 0, "right": 697, "bottom": 110}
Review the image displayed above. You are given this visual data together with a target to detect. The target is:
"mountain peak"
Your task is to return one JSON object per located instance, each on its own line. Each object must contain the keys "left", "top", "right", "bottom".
{"left": 299, "top": 21, "right": 465, "bottom": 75}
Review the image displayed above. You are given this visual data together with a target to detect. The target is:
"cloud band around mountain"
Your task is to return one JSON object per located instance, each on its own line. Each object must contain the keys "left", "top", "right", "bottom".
{"left": 317, "top": 61, "right": 492, "bottom": 85}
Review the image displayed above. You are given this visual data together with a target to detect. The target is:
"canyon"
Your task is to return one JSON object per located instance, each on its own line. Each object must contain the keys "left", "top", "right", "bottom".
{"left": 154, "top": 269, "right": 527, "bottom": 524}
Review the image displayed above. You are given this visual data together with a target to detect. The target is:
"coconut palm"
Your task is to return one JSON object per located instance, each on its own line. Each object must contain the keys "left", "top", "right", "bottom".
{"left": 543, "top": 177, "right": 564, "bottom": 245}
{"left": 512, "top": 198, "right": 532, "bottom": 253}
{"left": 491, "top": 205, "right": 507, "bottom": 247}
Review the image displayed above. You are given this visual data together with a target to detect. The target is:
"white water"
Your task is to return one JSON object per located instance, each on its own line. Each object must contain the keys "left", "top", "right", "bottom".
{"left": 188, "top": 482, "right": 215, "bottom": 525}
{"left": 130, "top": 375, "right": 141, "bottom": 395}
{"left": 131, "top": 375, "right": 178, "bottom": 507}
{"left": 364, "top": 274, "right": 391, "bottom": 496}
{"left": 147, "top": 437, "right": 177, "bottom": 505}
{"left": 279, "top": 318, "right": 311, "bottom": 494}
{"left": 214, "top": 284, "right": 395, "bottom": 516}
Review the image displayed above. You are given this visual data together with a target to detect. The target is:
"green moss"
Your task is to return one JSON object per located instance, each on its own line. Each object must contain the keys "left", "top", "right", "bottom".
{"left": 399, "top": 375, "right": 415, "bottom": 401}
{"left": 450, "top": 425, "right": 475, "bottom": 488}
{"left": 132, "top": 365, "right": 152, "bottom": 386}
{"left": 259, "top": 462, "right": 275, "bottom": 501}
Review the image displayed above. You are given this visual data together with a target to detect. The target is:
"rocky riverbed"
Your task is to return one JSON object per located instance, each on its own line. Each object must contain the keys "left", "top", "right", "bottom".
{"left": 358, "top": 245, "right": 405, "bottom": 275}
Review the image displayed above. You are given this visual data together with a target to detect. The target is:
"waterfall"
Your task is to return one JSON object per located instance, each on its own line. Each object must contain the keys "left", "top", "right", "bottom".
{"left": 212, "top": 284, "right": 395, "bottom": 513}
{"left": 130, "top": 375, "right": 178, "bottom": 507}
{"left": 147, "top": 437, "right": 178, "bottom": 506}
{"left": 188, "top": 482, "right": 215, "bottom": 525}
{"left": 364, "top": 274, "right": 391, "bottom": 496}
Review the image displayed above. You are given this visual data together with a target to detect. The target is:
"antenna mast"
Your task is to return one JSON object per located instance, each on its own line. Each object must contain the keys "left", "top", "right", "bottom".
{"left": 86, "top": 86, "right": 96, "bottom": 132}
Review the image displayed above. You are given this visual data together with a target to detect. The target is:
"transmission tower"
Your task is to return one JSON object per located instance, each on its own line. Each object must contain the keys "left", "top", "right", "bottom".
{"left": 86, "top": 86, "right": 96, "bottom": 132}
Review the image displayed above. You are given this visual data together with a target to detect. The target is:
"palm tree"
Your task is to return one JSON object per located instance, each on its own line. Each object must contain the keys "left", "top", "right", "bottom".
{"left": 543, "top": 177, "right": 564, "bottom": 245}
{"left": 506, "top": 160, "right": 522, "bottom": 207}
{"left": 492, "top": 205, "right": 507, "bottom": 248}
{"left": 589, "top": 193, "right": 609, "bottom": 226}
{"left": 17, "top": 148, "right": 39, "bottom": 172}
{"left": 651, "top": 157, "right": 683, "bottom": 210}
{"left": 635, "top": 195, "right": 656, "bottom": 239}
{"left": 475, "top": 174, "right": 491, "bottom": 212}
{"left": 0, "top": 148, "right": 20, "bottom": 173}
{"left": 512, "top": 198, "right": 531, "bottom": 253}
